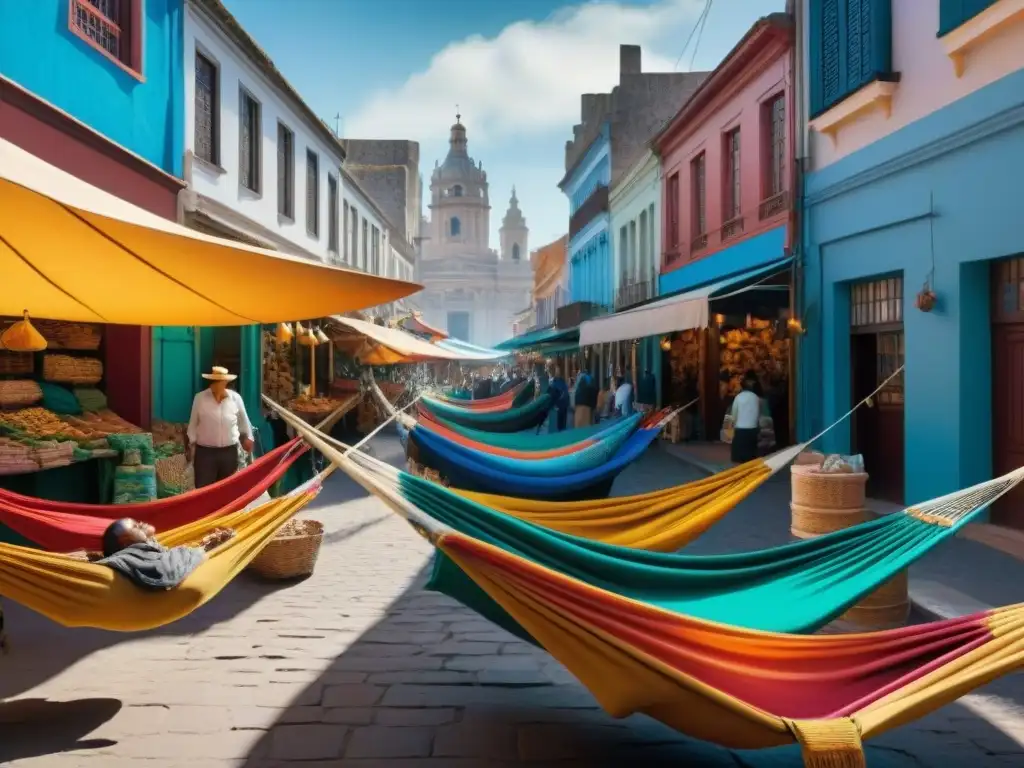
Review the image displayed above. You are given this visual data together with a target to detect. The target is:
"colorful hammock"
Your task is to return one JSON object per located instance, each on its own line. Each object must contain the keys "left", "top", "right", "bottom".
{"left": 431, "top": 379, "right": 532, "bottom": 409}
{"left": 417, "top": 392, "right": 554, "bottom": 433}
{"left": 0, "top": 439, "right": 308, "bottom": 551}
{"left": 272, "top": 404, "right": 1024, "bottom": 765}
{"left": 0, "top": 472, "right": 325, "bottom": 631}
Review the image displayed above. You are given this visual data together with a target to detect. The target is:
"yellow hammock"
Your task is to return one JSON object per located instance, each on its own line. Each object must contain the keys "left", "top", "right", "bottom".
{"left": 366, "top": 371, "right": 793, "bottom": 551}
{"left": 0, "top": 476, "right": 324, "bottom": 631}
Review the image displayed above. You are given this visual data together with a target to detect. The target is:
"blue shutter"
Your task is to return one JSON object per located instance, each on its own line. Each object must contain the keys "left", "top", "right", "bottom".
{"left": 938, "top": 0, "right": 999, "bottom": 36}
{"left": 809, "top": 0, "right": 893, "bottom": 118}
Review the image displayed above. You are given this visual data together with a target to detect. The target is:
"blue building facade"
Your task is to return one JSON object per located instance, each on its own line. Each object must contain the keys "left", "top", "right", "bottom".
{"left": 0, "top": 0, "right": 185, "bottom": 177}
{"left": 799, "top": 2, "right": 1024, "bottom": 518}
{"left": 563, "top": 124, "right": 613, "bottom": 308}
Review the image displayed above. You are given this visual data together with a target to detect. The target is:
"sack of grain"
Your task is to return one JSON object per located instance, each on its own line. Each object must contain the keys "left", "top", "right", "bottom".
{"left": 43, "top": 355, "right": 103, "bottom": 385}
{"left": 156, "top": 452, "right": 194, "bottom": 498}
{"left": 73, "top": 388, "right": 108, "bottom": 412}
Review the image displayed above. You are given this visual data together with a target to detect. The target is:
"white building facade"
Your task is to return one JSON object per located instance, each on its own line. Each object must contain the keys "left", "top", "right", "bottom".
{"left": 417, "top": 118, "right": 533, "bottom": 347}
{"left": 608, "top": 148, "right": 660, "bottom": 310}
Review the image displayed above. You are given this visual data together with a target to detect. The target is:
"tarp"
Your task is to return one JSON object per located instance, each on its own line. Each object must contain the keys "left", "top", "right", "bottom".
{"left": 331, "top": 316, "right": 506, "bottom": 363}
{"left": 399, "top": 313, "right": 448, "bottom": 340}
{"left": 578, "top": 258, "right": 791, "bottom": 347}
{"left": 0, "top": 137, "right": 419, "bottom": 325}
{"left": 433, "top": 338, "right": 509, "bottom": 361}
{"left": 496, "top": 325, "right": 579, "bottom": 351}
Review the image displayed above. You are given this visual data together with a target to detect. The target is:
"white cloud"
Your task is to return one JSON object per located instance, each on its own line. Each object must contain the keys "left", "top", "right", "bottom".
{"left": 345, "top": 0, "right": 707, "bottom": 145}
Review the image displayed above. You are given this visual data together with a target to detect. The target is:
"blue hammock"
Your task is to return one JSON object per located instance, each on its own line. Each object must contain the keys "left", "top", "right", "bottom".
{"left": 408, "top": 425, "right": 664, "bottom": 501}
{"left": 419, "top": 392, "right": 554, "bottom": 433}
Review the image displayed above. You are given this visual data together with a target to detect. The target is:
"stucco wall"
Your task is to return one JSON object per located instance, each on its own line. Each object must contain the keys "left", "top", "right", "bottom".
{"left": 610, "top": 152, "right": 661, "bottom": 284}
{"left": 0, "top": 0, "right": 184, "bottom": 175}
{"left": 807, "top": 0, "right": 1024, "bottom": 171}
{"left": 800, "top": 67, "right": 1024, "bottom": 504}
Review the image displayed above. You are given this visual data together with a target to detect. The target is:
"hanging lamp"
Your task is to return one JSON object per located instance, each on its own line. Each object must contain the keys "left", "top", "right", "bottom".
{"left": 315, "top": 327, "right": 330, "bottom": 345}
{"left": 1, "top": 311, "right": 48, "bottom": 352}
{"left": 275, "top": 322, "right": 294, "bottom": 345}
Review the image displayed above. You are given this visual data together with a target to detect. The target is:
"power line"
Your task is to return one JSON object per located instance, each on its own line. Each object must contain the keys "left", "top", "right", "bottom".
{"left": 688, "top": 0, "right": 714, "bottom": 71}
{"left": 673, "top": 0, "right": 713, "bottom": 71}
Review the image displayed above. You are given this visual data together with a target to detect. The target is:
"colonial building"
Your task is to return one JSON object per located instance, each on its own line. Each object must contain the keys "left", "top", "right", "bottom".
{"left": 799, "top": 0, "right": 1024, "bottom": 515}
{"left": 531, "top": 235, "right": 570, "bottom": 330}
{"left": 416, "top": 117, "right": 532, "bottom": 347}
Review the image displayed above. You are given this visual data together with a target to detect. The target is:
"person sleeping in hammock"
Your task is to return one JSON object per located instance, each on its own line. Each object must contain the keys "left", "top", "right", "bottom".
{"left": 98, "top": 518, "right": 235, "bottom": 591}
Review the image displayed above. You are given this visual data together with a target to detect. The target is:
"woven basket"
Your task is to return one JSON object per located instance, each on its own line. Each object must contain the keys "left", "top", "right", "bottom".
{"left": 0, "top": 380, "right": 42, "bottom": 409}
{"left": 839, "top": 571, "right": 910, "bottom": 629}
{"left": 790, "top": 464, "right": 867, "bottom": 510}
{"left": 793, "top": 450, "right": 826, "bottom": 467}
{"left": 43, "top": 355, "right": 103, "bottom": 385}
{"left": 248, "top": 519, "right": 324, "bottom": 580}
{"left": 790, "top": 502, "right": 872, "bottom": 538}
{"left": 35, "top": 320, "right": 103, "bottom": 351}
{"left": 0, "top": 352, "right": 34, "bottom": 376}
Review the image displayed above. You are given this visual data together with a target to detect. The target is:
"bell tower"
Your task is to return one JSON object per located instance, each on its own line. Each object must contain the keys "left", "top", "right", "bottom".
{"left": 499, "top": 186, "right": 528, "bottom": 262}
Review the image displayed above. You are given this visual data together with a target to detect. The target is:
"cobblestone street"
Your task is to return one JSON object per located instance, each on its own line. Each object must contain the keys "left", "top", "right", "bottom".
{"left": 1, "top": 435, "right": 1022, "bottom": 767}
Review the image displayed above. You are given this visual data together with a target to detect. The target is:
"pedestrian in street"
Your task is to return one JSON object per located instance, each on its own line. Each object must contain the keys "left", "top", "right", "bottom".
{"left": 549, "top": 365, "right": 570, "bottom": 432}
{"left": 573, "top": 368, "right": 597, "bottom": 427}
{"left": 636, "top": 367, "right": 657, "bottom": 415}
{"left": 187, "top": 366, "right": 256, "bottom": 489}
{"left": 614, "top": 375, "right": 634, "bottom": 417}
{"left": 729, "top": 370, "right": 762, "bottom": 463}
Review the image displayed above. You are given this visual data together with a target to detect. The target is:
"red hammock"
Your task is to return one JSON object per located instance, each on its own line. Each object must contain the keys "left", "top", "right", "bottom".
{"left": 0, "top": 438, "right": 307, "bottom": 552}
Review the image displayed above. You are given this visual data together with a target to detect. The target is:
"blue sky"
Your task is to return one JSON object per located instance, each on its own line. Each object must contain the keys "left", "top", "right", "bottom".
{"left": 223, "top": 0, "right": 786, "bottom": 249}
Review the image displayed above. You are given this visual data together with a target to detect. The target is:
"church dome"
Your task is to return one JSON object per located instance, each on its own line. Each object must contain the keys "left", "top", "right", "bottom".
{"left": 434, "top": 114, "right": 485, "bottom": 183}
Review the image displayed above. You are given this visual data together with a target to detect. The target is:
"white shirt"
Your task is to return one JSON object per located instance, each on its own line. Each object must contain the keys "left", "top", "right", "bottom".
{"left": 614, "top": 382, "right": 633, "bottom": 411}
{"left": 730, "top": 390, "right": 761, "bottom": 430}
{"left": 187, "top": 388, "right": 253, "bottom": 448}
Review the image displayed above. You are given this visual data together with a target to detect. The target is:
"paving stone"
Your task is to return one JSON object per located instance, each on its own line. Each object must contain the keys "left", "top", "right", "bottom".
{"left": 323, "top": 707, "right": 376, "bottom": 725}
{"left": 375, "top": 707, "right": 459, "bottom": 726}
{"left": 428, "top": 641, "right": 503, "bottom": 656}
{"left": 268, "top": 724, "right": 346, "bottom": 760}
{"left": 344, "top": 725, "right": 434, "bottom": 758}
{"left": 433, "top": 721, "right": 519, "bottom": 759}
{"left": 367, "top": 670, "right": 478, "bottom": 685}
{"left": 321, "top": 684, "right": 387, "bottom": 708}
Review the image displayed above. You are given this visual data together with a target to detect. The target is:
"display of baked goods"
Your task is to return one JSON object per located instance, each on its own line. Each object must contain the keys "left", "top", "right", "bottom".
{"left": 43, "top": 354, "right": 103, "bottom": 385}
{"left": 0, "top": 406, "right": 95, "bottom": 443}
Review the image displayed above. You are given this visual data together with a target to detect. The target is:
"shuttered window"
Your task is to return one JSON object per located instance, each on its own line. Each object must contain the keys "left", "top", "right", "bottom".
{"left": 277, "top": 123, "right": 294, "bottom": 219}
{"left": 306, "top": 150, "right": 319, "bottom": 237}
{"left": 327, "top": 175, "right": 339, "bottom": 254}
{"left": 194, "top": 53, "right": 218, "bottom": 165}
{"left": 808, "top": 0, "right": 894, "bottom": 117}
{"left": 239, "top": 89, "right": 261, "bottom": 193}
{"left": 939, "top": 0, "right": 1000, "bottom": 36}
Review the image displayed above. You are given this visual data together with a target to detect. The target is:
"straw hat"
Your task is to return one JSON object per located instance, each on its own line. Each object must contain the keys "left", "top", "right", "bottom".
{"left": 202, "top": 366, "right": 237, "bottom": 382}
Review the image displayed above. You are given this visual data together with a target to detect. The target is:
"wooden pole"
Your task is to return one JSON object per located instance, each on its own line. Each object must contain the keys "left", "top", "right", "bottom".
{"left": 631, "top": 341, "right": 638, "bottom": 391}
{"left": 310, "top": 343, "right": 316, "bottom": 398}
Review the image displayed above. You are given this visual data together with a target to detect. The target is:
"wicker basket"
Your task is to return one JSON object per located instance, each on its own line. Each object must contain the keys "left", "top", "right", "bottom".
{"left": 43, "top": 355, "right": 103, "bottom": 385}
{"left": 0, "top": 380, "right": 42, "bottom": 409}
{"left": 0, "top": 352, "right": 34, "bottom": 376}
{"left": 790, "top": 502, "right": 872, "bottom": 538}
{"left": 838, "top": 571, "right": 910, "bottom": 630}
{"left": 248, "top": 519, "right": 324, "bottom": 580}
{"left": 790, "top": 464, "right": 867, "bottom": 510}
{"left": 793, "top": 450, "right": 826, "bottom": 467}
{"left": 35, "top": 320, "right": 103, "bottom": 351}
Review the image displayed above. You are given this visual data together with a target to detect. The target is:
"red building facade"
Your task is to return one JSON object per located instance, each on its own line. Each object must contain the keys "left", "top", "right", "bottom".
{"left": 656, "top": 14, "right": 794, "bottom": 284}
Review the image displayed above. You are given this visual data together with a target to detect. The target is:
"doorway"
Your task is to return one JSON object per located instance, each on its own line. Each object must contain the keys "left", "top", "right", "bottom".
{"left": 991, "top": 257, "right": 1024, "bottom": 528}
{"left": 850, "top": 277, "right": 905, "bottom": 503}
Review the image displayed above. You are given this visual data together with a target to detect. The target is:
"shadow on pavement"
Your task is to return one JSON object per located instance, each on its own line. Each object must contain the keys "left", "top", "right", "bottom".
{"left": 0, "top": 697, "right": 121, "bottom": 762}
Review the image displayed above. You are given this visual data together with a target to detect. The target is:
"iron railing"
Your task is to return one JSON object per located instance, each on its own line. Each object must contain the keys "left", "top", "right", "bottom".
{"left": 569, "top": 185, "right": 609, "bottom": 239}
{"left": 614, "top": 272, "right": 658, "bottom": 310}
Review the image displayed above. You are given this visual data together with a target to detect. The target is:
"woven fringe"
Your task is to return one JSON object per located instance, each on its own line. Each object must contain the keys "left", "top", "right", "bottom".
{"left": 906, "top": 509, "right": 955, "bottom": 527}
{"left": 785, "top": 718, "right": 866, "bottom": 768}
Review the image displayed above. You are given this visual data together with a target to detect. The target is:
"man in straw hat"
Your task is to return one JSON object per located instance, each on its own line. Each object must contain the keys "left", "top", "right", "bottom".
{"left": 187, "top": 366, "right": 255, "bottom": 488}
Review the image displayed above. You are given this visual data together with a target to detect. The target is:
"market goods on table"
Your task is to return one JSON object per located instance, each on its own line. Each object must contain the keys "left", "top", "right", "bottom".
{"left": 66, "top": 410, "right": 144, "bottom": 437}
{"left": 0, "top": 380, "right": 43, "bottom": 409}
{"left": 152, "top": 420, "right": 187, "bottom": 447}
{"left": 113, "top": 463, "right": 157, "bottom": 504}
{"left": 155, "top": 452, "right": 194, "bottom": 498}
{"left": 33, "top": 320, "right": 103, "bottom": 351}
{"left": 718, "top": 322, "right": 789, "bottom": 399}
{"left": 0, "top": 438, "right": 40, "bottom": 475}
{"left": 264, "top": 330, "right": 296, "bottom": 404}
{"left": 38, "top": 381, "right": 82, "bottom": 414}
{"left": 0, "top": 351, "right": 34, "bottom": 376}
{"left": 43, "top": 355, "right": 103, "bottom": 386}
{"left": 73, "top": 387, "right": 108, "bottom": 412}
{"left": 107, "top": 432, "right": 155, "bottom": 465}
{"left": 0, "top": 407, "right": 93, "bottom": 442}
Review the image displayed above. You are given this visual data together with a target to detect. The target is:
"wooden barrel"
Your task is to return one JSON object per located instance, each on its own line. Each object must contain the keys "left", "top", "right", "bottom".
{"left": 790, "top": 502, "right": 871, "bottom": 538}
{"left": 838, "top": 571, "right": 910, "bottom": 630}
{"left": 791, "top": 465, "right": 867, "bottom": 510}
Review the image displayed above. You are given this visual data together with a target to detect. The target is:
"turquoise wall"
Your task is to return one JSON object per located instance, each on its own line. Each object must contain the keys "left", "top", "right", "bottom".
{"left": 799, "top": 68, "right": 1024, "bottom": 504}
{"left": 0, "top": 0, "right": 184, "bottom": 175}
{"left": 565, "top": 126, "right": 612, "bottom": 307}
{"left": 659, "top": 226, "right": 787, "bottom": 297}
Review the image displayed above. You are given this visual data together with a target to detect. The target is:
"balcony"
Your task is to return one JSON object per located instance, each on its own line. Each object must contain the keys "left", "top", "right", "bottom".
{"left": 614, "top": 272, "right": 658, "bottom": 311}
{"left": 569, "top": 185, "right": 609, "bottom": 239}
{"left": 690, "top": 233, "right": 708, "bottom": 253}
{"left": 722, "top": 216, "right": 745, "bottom": 242}
{"left": 758, "top": 190, "right": 790, "bottom": 221}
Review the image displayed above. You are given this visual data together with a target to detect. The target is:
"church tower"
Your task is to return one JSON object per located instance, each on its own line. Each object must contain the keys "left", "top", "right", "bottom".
{"left": 499, "top": 186, "right": 528, "bottom": 263}
{"left": 425, "top": 114, "right": 490, "bottom": 258}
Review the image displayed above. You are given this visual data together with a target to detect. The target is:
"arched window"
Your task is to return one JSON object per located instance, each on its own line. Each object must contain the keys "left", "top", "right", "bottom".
{"left": 512, "top": 243, "right": 521, "bottom": 260}
{"left": 450, "top": 217, "right": 461, "bottom": 236}
{"left": 452, "top": 185, "right": 463, "bottom": 197}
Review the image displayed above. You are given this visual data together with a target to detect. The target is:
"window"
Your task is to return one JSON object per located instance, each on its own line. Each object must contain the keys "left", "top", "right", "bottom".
{"left": 648, "top": 204, "right": 656, "bottom": 269}
{"left": 512, "top": 244, "right": 521, "bottom": 260}
{"left": 808, "top": 0, "right": 894, "bottom": 116}
{"left": 638, "top": 209, "right": 648, "bottom": 278}
{"left": 306, "top": 150, "right": 319, "bottom": 236}
{"left": 851, "top": 277, "right": 903, "bottom": 328}
{"left": 452, "top": 185, "right": 464, "bottom": 197}
{"left": 350, "top": 210, "right": 359, "bottom": 266}
{"left": 194, "top": 52, "right": 219, "bottom": 165}
{"left": 764, "top": 94, "right": 786, "bottom": 197}
{"left": 619, "top": 226, "right": 629, "bottom": 276}
{"left": 371, "top": 225, "right": 380, "bottom": 274}
{"left": 724, "top": 129, "right": 741, "bottom": 221}
{"left": 277, "top": 123, "right": 294, "bottom": 219}
{"left": 628, "top": 220, "right": 638, "bottom": 281}
{"left": 939, "top": 0, "right": 1000, "bottom": 36}
{"left": 450, "top": 217, "right": 461, "bottom": 237}
{"left": 666, "top": 173, "right": 680, "bottom": 251}
{"left": 328, "top": 175, "right": 339, "bottom": 254}
{"left": 70, "top": 0, "right": 141, "bottom": 74}
{"left": 447, "top": 311, "right": 471, "bottom": 341}
{"left": 239, "top": 90, "right": 261, "bottom": 193}
{"left": 362, "top": 220, "right": 369, "bottom": 268}
{"left": 691, "top": 154, "right": 706, "bottom": 240}
{"left": 342, "top": 202, "right": 350, "bottom": 262}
